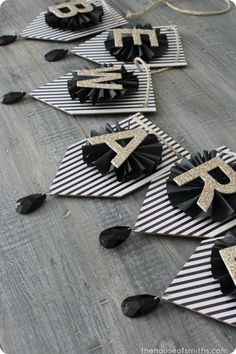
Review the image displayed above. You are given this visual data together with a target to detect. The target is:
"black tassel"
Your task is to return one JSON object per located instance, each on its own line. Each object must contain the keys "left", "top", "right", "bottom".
{"left": 121, "top": 294, "right": 161, "bottom": 318}
{"left": 0, "top": 35, "right": 17, "bottom": 46}
{"left": 16, "top": 193, "right": 47, "bottom": 214}
{"left": 1, "top": 92, "right": 26, "bottom": 104}
{"left": 45, "top": 49, "right": 68, "bottom": 62}
{"left": 99, "top": 226, "right": 132, "bottom": 249}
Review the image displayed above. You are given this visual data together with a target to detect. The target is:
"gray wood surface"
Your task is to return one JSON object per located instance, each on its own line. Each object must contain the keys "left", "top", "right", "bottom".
{"left": 0, "top": 0, "right": 236, "bottom": 353}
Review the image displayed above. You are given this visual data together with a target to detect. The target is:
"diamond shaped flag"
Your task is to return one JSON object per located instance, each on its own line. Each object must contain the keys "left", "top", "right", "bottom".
{"left": 49, "top": 113, "right": 188, "bottom": 198}
{"left": 30, "top": 64, "right": 157, "bottom": 116}
{"left": 163, "top": 236, "right": 236, "bottom": 328}
{"left": 71, "top": 25, "right": 187, "bottom": 68}
{"left": 134, "top": 146, "right": 236, "bottom": 238}
{"left": 20, "top": 0, "right": 128, "bottom": 42}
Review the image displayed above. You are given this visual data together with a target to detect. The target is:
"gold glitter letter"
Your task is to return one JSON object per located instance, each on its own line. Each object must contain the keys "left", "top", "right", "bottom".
{"left": 220, "top": 245, "right": 236, "bottom": 286}
{"left": 174, "top": 156, "right": 236, "bottom": 212}
{"left": 88, "top": 128, "right": 148, "bottom": 168}
{"left": 113, "top": 28, "right": 159, "bottom": 48}
{"left": 76, "top": 66, "right": 123, "bottom": 90}
{"left": 49, "top": 0, "right": 93, "bottom": 18}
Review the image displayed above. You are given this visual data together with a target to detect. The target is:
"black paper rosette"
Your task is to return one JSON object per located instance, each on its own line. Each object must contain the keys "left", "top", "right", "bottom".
{"left": 68, "top": 65, "right": 139, "bottom": 105}
{"left": 82, "top": 121, "right": 163, "bottom": 182}
{"left": 166, "top": 150, "right": 236, "bottom": 222}
{"left": 45, "top": 3, "right": 104, "bottom": 31}
{"left": 211, "top": 232, "right": 236, "bottom": 296}
{"left": 105, "top": 24, "right": 168, "bottom": 62}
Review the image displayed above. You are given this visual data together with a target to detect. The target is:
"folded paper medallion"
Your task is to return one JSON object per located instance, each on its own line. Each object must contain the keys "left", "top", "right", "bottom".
{"left": 163, "top": 232, "right": 236, "bottom": 327}
{"left": 49, "top": 113, "right": 188, "bottom": 198}
{"left": 20, "top": 0, "right": 128, "bottom": 42}
{"left": 30, "top": 64, "right": 156, "bottom": 115}
{"left": 135, "top": 147, "right": 236, "bottom": 238}
{"left": 71, "top": 24, "right": 187, "bottom": 68}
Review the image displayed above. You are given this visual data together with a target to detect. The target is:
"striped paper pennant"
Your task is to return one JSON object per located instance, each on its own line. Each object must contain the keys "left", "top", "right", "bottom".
{"left": 163, "top": 236, "right": 236, "bottom": 328}
{"left": 71, "top": 26, "right": 187, "bottom": 68}
{"left": 20, "top": 0, "right": 128, "bottom": 42}
{"left": 134, "top": 147, "right": 236, "bottom": 238}
{"left": 49, "top": 113, "right": 188, "bottom": 198}
{"left": 30, "top": 65, "right": 156, "bottom": 115}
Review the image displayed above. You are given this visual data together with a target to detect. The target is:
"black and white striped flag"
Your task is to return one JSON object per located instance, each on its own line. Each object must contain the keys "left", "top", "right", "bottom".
{"left": 30, "top": 66, "right": 157, "bottom": 115}
{"left": 49, "top": 113, "right": 187, "bottom": 198}
{"left": 71, "top": 26, "right": 187, "bottom": 68}
{"left": 134, "top": 146, "right": 236, "bottom": 238}
{"left": 20, "top": 0, "right": 128, "bottom": 42}
{"left": 163, "top": 236, "right": 236, "bottom": 328}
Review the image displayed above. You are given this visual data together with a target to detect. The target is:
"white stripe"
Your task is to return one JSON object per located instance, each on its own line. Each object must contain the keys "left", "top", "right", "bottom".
{"left": 167, "top": 277, "right": 217, "bottom": 291}
{"left": 170, "top": 271, "right": 212, "bottom": 284}
{"left": 199, "top": 302, "right": 236, "bottom": 314}
{"left": 166, "top": 288, "right": 222, "bottom": 303}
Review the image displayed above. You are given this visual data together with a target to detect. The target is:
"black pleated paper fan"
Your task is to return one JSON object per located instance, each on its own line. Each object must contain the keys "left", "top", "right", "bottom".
{"left": 45, "top": 3, "right": 104, "bottom": 31}
{"left": 166, "top": 150, "right": 236, "bottom": 222}
{"left": 68, "top": 65, "right": 139, "bottom": 105}
{"left": 82, "top": 121, "right": 163, "bottom": 182}
{"left": 211, "top": 232, "right": 236, "bottom": 296}
{"left": 105, "top": 24, "right": 168, "bottom": 63}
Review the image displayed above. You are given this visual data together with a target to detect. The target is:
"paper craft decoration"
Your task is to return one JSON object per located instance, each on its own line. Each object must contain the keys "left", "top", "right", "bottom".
{"left": 167, "top": 150, "right": 236, "bottom": 222}
{"left": 105, "top": 24, "right": 168, "bottom": 62}
{"left": 68, "top": 65, "right": 139, "bottom": 105}
{"left": 20, "top": 0, "right": 128, "bottom": 42}
{"left": 134, "top": 146, "right": 236, "bottom": 238}
{"left": 163, "top": 235, "right": 236, "bottom": 328}
{"left": 82, "top": 121, "right": 162, "bottom": 181}
{"left": 45, "top": 0, "right": 104, "bottom": 31}
{"left": 211, "top": 233, "right": 236, "bottom": 297}
{"left": 49, "top": 113, "right": 188, "bottom": 198}
{"left": 71, "top": 25, "right": 187, "bottom": 68}
{"left": 30, "top": 65, "right": 156, "bottom": 115}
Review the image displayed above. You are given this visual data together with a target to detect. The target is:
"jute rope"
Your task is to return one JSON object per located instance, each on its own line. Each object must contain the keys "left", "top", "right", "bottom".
{"left": 136, "top": 26, "right": 180, "bottom": 77}
{"left": 151, "top": 67, "right": 172, "bottom": 74}
{"left": 132, "top": 116, "right": 184, "bottom": 158}
{"left": 100, "top": 0, "right": 120, "bottom": 23}
{"left": 168, "top": 26, "right": 180, "bottom": 63}
{"left": 126, "top": 0, "right": 231, "bottom": 19}
{"left": 134, "top": 57, "right": 151, "bottom": 108}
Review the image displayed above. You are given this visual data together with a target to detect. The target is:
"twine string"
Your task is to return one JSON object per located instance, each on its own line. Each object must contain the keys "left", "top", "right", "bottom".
{"left": 151, "top": 67, "right": 172, "bottom": 75}
{"left": 100, "top": 0, "right": 120, "bottom": 23}
{"left": 151, "top": 26, "right": 179, "bottom": 75}
{"left": 126, "top": 0, "right": 231, "bottom": 19}
{"left": 168, "top": 25, "right": 180, "bottom": 63}
{"left": 134, "top": 57, "right": 151, "bottom": 108}
{"left": 132, "top": 116, "right": 184, "bottom": 158}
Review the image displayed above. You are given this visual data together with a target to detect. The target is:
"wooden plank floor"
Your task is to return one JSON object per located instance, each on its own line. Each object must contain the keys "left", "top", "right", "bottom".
{"left": 0, "top": 0, "right": 236, "bottom": 353}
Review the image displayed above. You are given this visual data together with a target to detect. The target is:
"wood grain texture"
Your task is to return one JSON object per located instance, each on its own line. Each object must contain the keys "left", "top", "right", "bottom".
{"left": 0, "top": 0, "right": 236, "bottom": 353}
